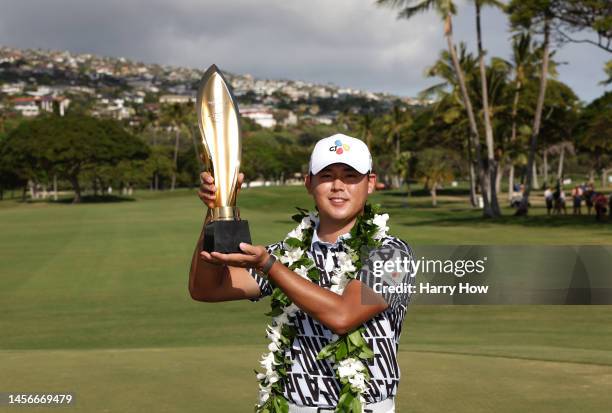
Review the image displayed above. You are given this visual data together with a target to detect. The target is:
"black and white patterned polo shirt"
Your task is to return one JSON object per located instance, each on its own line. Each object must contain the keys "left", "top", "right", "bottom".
{"left": 249, "top": 229, "right": 415, "bottom": 408}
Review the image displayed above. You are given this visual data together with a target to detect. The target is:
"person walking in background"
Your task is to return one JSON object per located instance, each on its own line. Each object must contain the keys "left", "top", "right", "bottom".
{"left": 544, "top": 185, "right": 554, "bottom": 216}
{"left": 571, "top": 185, "right": 583, "bottom": 215}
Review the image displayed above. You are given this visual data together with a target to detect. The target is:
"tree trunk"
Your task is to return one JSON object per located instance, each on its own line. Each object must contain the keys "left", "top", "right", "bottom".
{"left": 190, "top": 126, "right": 205, "bottom": 171}
{"left": 69, "top": 174, "right": 82, "bottom": 203}
{"left": 602, "top": 168, "right": 611, "bottom": 188}
{"left": 431, "top": 183, "right": 437, "bottom": 207}
{"left": 154, "top": 171, "right": 159, "bottom": 191}
{"left": 557, "top": 146, "right": 565, "bottom": 180}
{"left": 391, "top": 132, "right": 401, "bottom": 189}
{"left": 445, "top": 13, "right": 492, "bottom": 217}
{"left": 469, "top": 160, "right": 478, "bottom": 207}
{"left": 475, "top": 1, "right": 500, "bottom": 217}
{"left": 509, "top": 69, "right": 521, "bottom": 202}
{"left": 532, "top": 158, "right": 539, "bottom": 189}
{"left": 543, "top": 150, "right": 549, "bottom": 185}
{"left": 517, "top": 19, "right": 550, "bottom": 216}
{"left": 466, "top": 132, "right": 477, "bottom": 207}
{"left": 495, "top": 161, "right": 503, "bottom": 195}
{"left": 171, "top": 128, "right": 180, "bottom": 191}
{"left": 28, "top": 179, "right": 35, "bottom": 200}
{"left": 53, "top": 174, "right": 58, "bottom": 201}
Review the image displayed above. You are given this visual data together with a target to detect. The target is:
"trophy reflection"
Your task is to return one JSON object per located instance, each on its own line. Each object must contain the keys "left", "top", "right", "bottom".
{"left": 196, "top": 64, "right": 251, "bottom": 253}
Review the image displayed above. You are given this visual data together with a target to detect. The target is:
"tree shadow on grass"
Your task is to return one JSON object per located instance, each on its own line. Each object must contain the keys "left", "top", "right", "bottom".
{"left": 393, "top": 208, "right": 611, "bottom": 229}
{"left": 51, "top": 195, "right": 136, "bottom": 204}
{"left": 380, "top": 188, "right": 472, "bottom": 197}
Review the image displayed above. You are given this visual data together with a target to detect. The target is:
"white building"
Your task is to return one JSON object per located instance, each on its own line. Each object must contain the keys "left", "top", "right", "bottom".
{"left": 241, "top": 106, "right": 277, "bottom": 128}
{"left": 1, "top": 82, "right": 25, "bottom": 95}
{"left": 14, "top": 103, "right": 40, "bottom": 117}
{"left": 159, "top": 94, "right": 194, "bottom": 104}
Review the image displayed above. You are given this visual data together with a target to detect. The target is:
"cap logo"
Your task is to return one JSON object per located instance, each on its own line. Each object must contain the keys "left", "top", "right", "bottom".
{"left": 329, "top": 139, "right": 350, "bottom": 155}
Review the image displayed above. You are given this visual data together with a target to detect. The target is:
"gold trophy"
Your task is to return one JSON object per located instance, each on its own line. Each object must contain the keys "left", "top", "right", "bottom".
{"left": 196, "top": 64, "right": 251, "bottom": 253}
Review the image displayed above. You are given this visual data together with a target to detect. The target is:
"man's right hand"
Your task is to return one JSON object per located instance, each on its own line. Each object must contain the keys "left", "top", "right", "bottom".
{"left": 197, "top": 171, "right": 244, "bottom": 209}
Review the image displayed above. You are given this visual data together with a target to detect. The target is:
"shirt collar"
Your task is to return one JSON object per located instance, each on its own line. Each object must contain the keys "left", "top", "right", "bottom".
{"left": 310, "top": 223, "right": 351, "bottom": 248}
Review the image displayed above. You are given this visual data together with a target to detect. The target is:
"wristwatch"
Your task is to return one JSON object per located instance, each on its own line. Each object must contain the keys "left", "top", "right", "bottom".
{"left": 259, "top": 254, "right": 277, "bottom": 278}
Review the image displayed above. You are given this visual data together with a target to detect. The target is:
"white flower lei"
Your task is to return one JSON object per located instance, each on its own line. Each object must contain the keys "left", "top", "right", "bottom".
{"left": 255, "top": 205, "right": 390, "bottom": 413}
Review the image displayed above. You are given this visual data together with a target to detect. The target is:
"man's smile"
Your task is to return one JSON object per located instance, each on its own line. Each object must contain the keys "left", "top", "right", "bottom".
{"left": 329, "top": 196, "right": 349, "bottom": 206}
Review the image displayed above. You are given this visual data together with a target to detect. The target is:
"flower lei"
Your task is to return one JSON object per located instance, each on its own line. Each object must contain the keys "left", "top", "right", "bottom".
{"left": 254, "top": 204, "right": 390, "bottom": 413}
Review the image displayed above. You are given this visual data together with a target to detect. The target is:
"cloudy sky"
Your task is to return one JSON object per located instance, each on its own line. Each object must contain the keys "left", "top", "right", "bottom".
{"left": 1, "top": 0, "right": 610, "bottom": 102}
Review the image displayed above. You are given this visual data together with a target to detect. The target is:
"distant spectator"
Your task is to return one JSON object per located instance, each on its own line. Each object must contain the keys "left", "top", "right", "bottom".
{"left": 571, "top": 185, "right": 582, "bottom": 215}
{"left": 594, "top": 193, "right": 608, "bottom": 221}
{"left": 584, "top": 183, "right": 595, "bottom": 215}
{"left": 553, "top": 181, "right": 567, "bottom": 215}
{"left": 544, "top": 185, "right": 554, "bottom": 215}
{"left": 510, "top": 184, "right": 525, "bottom": 208}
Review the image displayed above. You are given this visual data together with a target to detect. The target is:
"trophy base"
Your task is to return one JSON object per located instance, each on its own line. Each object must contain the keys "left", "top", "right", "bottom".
{"left": 202, "top": 220, "right": 252, "bottom": 254}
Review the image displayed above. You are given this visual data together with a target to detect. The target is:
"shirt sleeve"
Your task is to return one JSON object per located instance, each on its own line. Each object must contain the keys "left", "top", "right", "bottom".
{"left": 357, "top": 237, "right": 416, "bottom": 311}
{"left": 248, "top": 242, "right": 282, "bottom": 302}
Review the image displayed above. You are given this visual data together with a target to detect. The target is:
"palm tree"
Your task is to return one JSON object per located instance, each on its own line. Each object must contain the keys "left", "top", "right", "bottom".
{"left": 377, "top": 0, "right": 494, "bottom": 217}
{"left": 381, "top": 103, "right": 412, "bottom": 188}
{"left": 359, "top": 112, "right": 375, "bottom": 149}
{"left": 547, "top": 141, "right": 575, "bottom": 181}
{"left": 508, "top": 1, "right": 553, "bottom": 216}
{"left": 473, "top": 0, "right": 503, "bottom": 217}
{"left": 415, "top": 147, "right": 459, "bottom": 207}
{"left": 421, "top": 44, "right": 479, "bottom": 207}
{"left": 507, "top": 33, "right": 532, "bottom": 201}
{"left": 160, "top": 103, "right": 190, "bottom": 190}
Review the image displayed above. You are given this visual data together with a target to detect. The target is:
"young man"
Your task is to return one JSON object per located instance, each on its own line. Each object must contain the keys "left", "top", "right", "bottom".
{"left": 189, "top": 134, "right": 414, "bottom": 413}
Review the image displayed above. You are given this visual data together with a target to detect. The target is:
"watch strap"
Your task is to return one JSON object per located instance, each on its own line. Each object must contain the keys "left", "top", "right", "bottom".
{"left": 261, "top": 254, "right": 277, "bottom": 276}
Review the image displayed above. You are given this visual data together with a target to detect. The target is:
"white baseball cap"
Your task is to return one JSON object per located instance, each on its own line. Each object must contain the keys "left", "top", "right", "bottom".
{"left": 309, "top": 134, "right": 372, "bottom": 175}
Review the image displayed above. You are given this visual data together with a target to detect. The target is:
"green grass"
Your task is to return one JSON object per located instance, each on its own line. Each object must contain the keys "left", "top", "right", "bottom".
{"left": 1, "top": 187, "right": 611, "bottom": 412}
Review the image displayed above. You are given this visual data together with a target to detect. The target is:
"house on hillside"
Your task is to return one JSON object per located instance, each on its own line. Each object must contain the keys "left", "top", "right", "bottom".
{"left": 159, "top": 94, "right": 195, "bottom": 104}
{"left": 241, "top": 105, "right": 276, "bottom": 128}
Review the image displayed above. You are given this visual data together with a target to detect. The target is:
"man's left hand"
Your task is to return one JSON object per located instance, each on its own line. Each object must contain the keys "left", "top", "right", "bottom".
{"left": 200, "top": 243, "right": 269, "bottom": 270}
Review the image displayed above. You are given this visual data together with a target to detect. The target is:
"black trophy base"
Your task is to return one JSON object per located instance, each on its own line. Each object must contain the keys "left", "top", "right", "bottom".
{"left": 202, "top": 220, "right": 252, "bottom": 253}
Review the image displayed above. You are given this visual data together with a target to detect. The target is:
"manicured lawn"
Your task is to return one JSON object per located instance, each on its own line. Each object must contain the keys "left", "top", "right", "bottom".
{"left": 1, "top": 187, "right": 611, "bottom": 412}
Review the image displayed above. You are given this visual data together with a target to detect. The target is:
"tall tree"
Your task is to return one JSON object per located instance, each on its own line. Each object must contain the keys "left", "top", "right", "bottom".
{"left": 421, "top": 44, "right": 479, "bottom": 206}
{"left": 160, "top": 103, "right": 192, "bottom": 191}
{"left": 506, "top": 33, "right": 533, "bottom": 201}
{"left": 359, "top": 112, "right": 375, "bottom": 149}
{"left": 508, "top": 0, "right": 554, "bottom": 216}
{"left": 1, "top": 115, "right": 149, "bottom": 203}
{"left": 377, "top": 0, "right": 494, "bottom": 217}
{"left": 473, "top": 0, "right": 503, "bottom": 216}
{"left": 414, "top": 147, "right": 461, "bottom": 206}
{"left": 380, "top": 103, "right": 413, "bottom": 188}
{"left": 551, "top": 0, "right": 612, "bottom": 53}
{"left": 576, "top": 91, "right": 612, "bottom": 187}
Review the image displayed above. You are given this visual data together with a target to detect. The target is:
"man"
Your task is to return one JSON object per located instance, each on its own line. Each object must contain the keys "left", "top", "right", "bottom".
{"left": 189, "top": 134, "right": 414, "bottom": 412}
